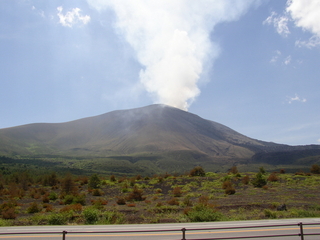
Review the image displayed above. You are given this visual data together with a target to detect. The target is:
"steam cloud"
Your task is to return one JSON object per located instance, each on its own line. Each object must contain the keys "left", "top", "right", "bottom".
{"left": 87, "top": 0, "right": 258, "bottom": 110}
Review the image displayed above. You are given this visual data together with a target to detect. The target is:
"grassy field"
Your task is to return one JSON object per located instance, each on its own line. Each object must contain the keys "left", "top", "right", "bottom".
{"left": 1, "top": 166, "right": 320, "bottom": 226}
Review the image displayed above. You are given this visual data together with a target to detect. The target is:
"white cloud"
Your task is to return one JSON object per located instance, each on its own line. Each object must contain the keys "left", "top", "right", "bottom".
{"left": 284, "top": 55, "right": 291, "bottom": 65}
{"left": 57, "top": 6, "right": 90, "bottom": 27}
{"left": 296, "top": 35, "right": 320, "bottom": 48}
{"left": 286, "top": 0, "right": 320, "bottom": 36}
{"left": 317, "top": 139, "right": 320, "bottom": 143}
{"left": 264, "top": 1, "right": 320, "bottom": 48}
{"left": 270, "top": 50, "right": 281, "bottom": 63}
{"left": 263, "top": 11, "right": 290, "bottom": 37}
{"left": 287, "top": 0, "right": 320, "bottom": 47}
{"left": 31, "top": 5, "right": 45, "bottom": 18}
{"left": 287, "top": 94, "right": 306, "bottom": 104}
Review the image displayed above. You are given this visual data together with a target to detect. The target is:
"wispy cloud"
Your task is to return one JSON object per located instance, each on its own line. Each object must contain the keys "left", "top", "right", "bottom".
{"left": 284, "top": 55, "right": 291, "bottom": 65}
{"left": 287, "top": 0, "right": 320, "bottom": 48}
{"left": 287, "top": 94, "right": 306, "bottom": 104}
{"left": 31, "top": 5, "right": 45, "bottom": 18}
{"left": 264, "top": 0, "right": 320, "bottom": 48}
{"left": 296, "top": 35, "right": 320, "bottom": 48}
{"left": 57, "top": 6, "right": 90, "bottom": 27}
{"left": 270, "top": 51, "right": 291, "bottom": 65}
{"left": 263, "top": 11, "right": 290, "bottom": 37}
{"left": 270, "top": 50, "right": 281, "bottom": 63}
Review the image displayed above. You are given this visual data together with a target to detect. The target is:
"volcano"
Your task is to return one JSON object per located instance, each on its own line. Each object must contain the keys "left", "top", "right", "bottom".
{"left": 1, "top": 104, "right": 319, "bottom": 173}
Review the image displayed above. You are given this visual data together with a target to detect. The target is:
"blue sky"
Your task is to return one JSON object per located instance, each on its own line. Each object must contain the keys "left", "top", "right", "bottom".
{"left": 1, "top": 0, "right": 319, "bottom": 145}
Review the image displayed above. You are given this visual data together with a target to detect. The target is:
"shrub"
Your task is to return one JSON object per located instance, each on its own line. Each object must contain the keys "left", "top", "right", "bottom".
{"left": 1, "top": 208, "right": 16, "bottom": 219}
{"left": 48, "top": 191, "right": 58, "bottom": 201}
{"left": 264, "top": 209, "right": 277, "bottom": 219}
{"left": 251, "top": 172, "right": 267, "bottom": 188}
{"left": 225, "top": 186, "right": 236, "bottom": 195}
{"left": 110, "top": 175, "right": 116, "bottom": 182}
{"left": 42, "top": 194, "right": 50, "bottom": 203}
{"left": 126, "top": 186, "right": 145, "bottom": 201}
{"left": 116, "top": 197, "right": 126, "bottom": 205}
{"left": 222, "top": 180, "right": 232, "bottom": 189}
{"left": 83, "top": 207, "right": 99, "bottom": 224}
{"left": 198, "top": 195, "right": 209, "bottom": 205}
{"left": 89, "top": 174, "right": 101, "bottom": 189}
{"left": 60, "top": 203, "right": 82, "bottom": 213}
{"left": 167, "top": 198, "right": 179, "bottom": 206}
{"left": 183, "top": 196, "right": 193, "bottom": 207}
{"left": 268, "top": 173, "right": 279, "bottom": 182}
{"left": 63, "top": 195, "right": 75, "bottom": 205}
{"left": 311, "top": 164, "right": 320, "bottom": 174}
{"left": 186, "top": 205, "right": 223, "bottom": 222}
{"left": 259, "top": 167, "right": 266, "bottom": 174}
{"left": 27, "top": 202, "right": 41, "bottom": 214}
{"left": 155, "top": 188, "right": 162, "bottom": 194}
{"left": 48, "top": 213, "right": 67, "bottom": 225}
{"left": 43, "top": 203, "right": 54, "bottom": 212}
{"left": 242, "top": 175, "right": 250, "bottom": 185}
{"left": 73, "top": 194, "right": 86, "bottom": 205}
{"left": 92, "top": 189, "right": 103, "bottom": 196}
{"left": 229, "top": 166, "right": 238, "bottom": 174}
{"left": 100, "top": 211, "right": 125, "bottom": 224}
{"left": 172, "top": 186, "right": 182, "bottom": 197}
{"left": 189, "top": 166, "right": 205, "bottom": 177}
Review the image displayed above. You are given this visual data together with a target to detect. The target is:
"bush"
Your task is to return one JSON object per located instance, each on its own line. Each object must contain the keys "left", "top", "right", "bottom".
{"left": 229, "top": 166, "right": 238, "bottom": 174}
{"left": 126, "top": 186, "right": 145, "bottom": 201}
{"left": 48, "top": 192, "right": 58, "bottom": 201}
{"left": 116, "top": 197, "right": 126, "bottom": 205}
{"left": 48, "top": 213, "right": 67, "bottom": 225}
{"left": 110, "top": 175, "right": 116, "bottom": 182}
{"left": 167, "top": 198, "right": 179, "bottom": 206}
{"left": 251, "top": 172, "right": 267, "bottom": 188}
{"left": 60, "top": 203, "right": 82, "bottom": 213}
{"left": 189, "top": 166, "right": 205, "bottom": 177}
{"left": 225, "top": 186, "right": 236, "bottom": 195}
{"left": 83, "top": 207, "right": 99, "bottom": 224}
{"left": 311, "top": 164, "right": 320, "bottom": 174}
{"left": 1, "top": 208, "right": 16, "bottom": 219}
{"left": 172, "top": 186, "right": 182, "bottom": 197}
{"left": 242, "top": 175, "right": 250, "bottom": 185}
{"left": 100, "top": 211, "right": 125, "bottom": 224}
{"left": 89, "top": 174, "right": 101, "bottom": 189}
{"left": 222, "top": 180, "right": 232, "bottom": 189}
{"left": 63, "top": 195, "right": 74, "bottom": 205}
{"left": 186, "top": 205, "right": 223, "bottom": 222}
{"left": 27, "top": 202, "right": 41, "bottom": 214}
{"left": 264, "top": 209, "right": 277, "bottom": 219}
{"left": 92, "top": 189, "right": 103, "bottom": 196}
{"left": 268, "top": 173, "right": 279, "bottom": 182}
{"left": 73, "top": 194, "right": 86, "bottom": 205}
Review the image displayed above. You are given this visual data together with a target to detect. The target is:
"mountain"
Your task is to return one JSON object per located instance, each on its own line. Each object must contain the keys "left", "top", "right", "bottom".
{"left": 1, "top": 104, "right": 320, "bottom": 174}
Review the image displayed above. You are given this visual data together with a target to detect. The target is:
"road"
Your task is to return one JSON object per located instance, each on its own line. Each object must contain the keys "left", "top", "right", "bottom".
{"left": 1, "top": 218, "right": 320, "bottom": 239}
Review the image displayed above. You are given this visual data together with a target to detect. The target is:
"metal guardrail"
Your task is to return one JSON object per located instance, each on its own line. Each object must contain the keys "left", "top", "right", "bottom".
{"left": 0, "top": 222, "right": 320, "bottom": 239}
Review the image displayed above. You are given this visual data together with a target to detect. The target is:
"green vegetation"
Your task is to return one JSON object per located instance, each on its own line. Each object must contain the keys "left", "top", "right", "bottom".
{"left": 1, "top": 166, "right": 320, "bottom": 225}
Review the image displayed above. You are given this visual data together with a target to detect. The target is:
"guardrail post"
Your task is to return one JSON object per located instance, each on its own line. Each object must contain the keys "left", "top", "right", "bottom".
{"left": 299, "top": 222, "right": 304, "bottom": 240}
{"left": 181, "top": 228, "right": 186, "bottom": 240}
{"left": 62, "top": 230, "right": 67, "bottom": 240}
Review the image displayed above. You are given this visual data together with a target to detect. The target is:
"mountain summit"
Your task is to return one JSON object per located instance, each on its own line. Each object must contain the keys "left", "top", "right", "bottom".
{"left": 1, "top": 104, "right": 319, "bottom": 173}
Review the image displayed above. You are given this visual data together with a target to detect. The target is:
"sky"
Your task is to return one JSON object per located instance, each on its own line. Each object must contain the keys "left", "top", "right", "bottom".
{"left": 1, "top": 0, "right": 320, "bottom": 146}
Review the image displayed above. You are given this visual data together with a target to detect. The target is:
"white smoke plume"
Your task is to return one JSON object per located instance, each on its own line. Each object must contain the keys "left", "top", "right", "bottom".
{"left": 87, "top": 0, "right": 258, "bottom": 110}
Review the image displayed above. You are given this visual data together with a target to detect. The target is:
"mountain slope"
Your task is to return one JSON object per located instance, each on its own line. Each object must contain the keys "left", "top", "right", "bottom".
{"left": 0, "top": 104, "right": 319, "bottom": 173}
